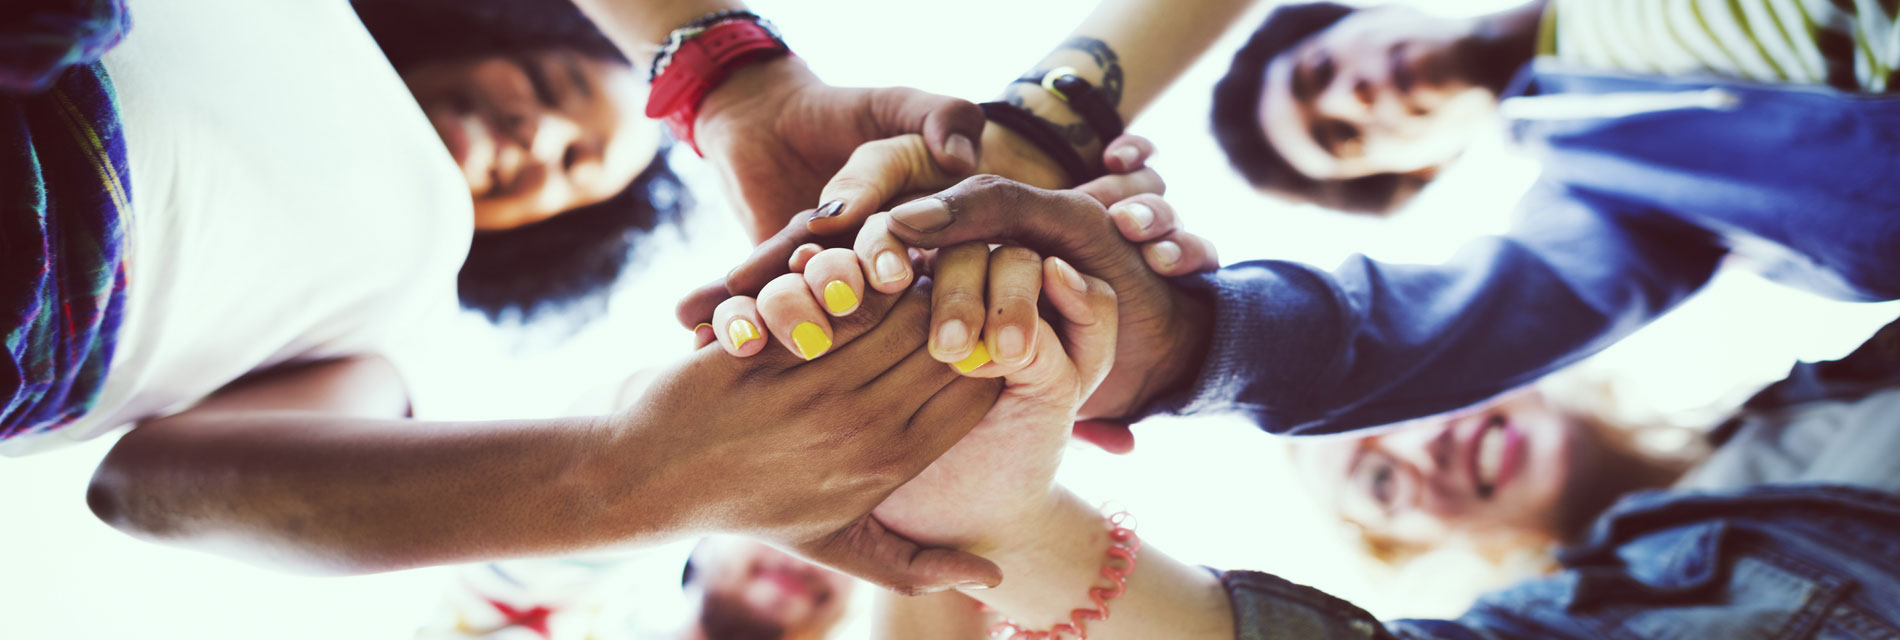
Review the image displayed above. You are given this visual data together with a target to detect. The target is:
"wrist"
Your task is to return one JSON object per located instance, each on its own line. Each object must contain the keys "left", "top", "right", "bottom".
{"left": 1146, "top": 287, "right": 1215, "bottom": 411}
{"left": 693, "top": 55, "right": 812, "bottom": 141}
{"left": 960, "top": 490, "right": 1114, "bottom": 628}
{"left": 979, "top": 123, "right": 1070, "bottom": 190}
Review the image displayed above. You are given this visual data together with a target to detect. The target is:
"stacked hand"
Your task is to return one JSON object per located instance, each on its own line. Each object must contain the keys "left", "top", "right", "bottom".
{"left": 685, "top": 137, "right": 1220, "bottom": 454}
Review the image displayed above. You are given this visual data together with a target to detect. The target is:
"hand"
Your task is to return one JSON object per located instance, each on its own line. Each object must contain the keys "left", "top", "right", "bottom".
{"left": 866, "top": 176, "right": 1216, "bottom": 432}
{"left": 709, "top": 240, "right": 1120, "bottom": 551}
{"left": 694, "top": 57, "right": 986, "bottom": 242}
{"left": 627, "top": 278, "right": 1005, "bottom": 595}
{"left": 676, "top": 134, "right": 1173, "bottom": 331}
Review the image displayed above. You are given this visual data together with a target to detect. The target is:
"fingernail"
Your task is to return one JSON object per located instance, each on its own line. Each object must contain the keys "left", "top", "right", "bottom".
{"left": 792, "top": 322, "right": 831, "bottom": 360}
{"left": 1117, "top": 202, "right": 1154, "bottom": 231}
{"left": 727, "top": 318, "right": 760, "bottom": 350}
{"left": 952, "top": 341, "right": 991, "bottom": 374}
{"left": 694, "top": 322, "right": 713, "bottom": 333}
{"left": 935, "top": 318, "right": 969, "bottom": 355}
{"left": 890, "top": 198, "right": 953, "bottom": 233}
{"left": 1053, "top": 257, "right": 1088, "bottom": 293}
{"left": 996, "top": 325, "right": 1028, "bottom": 363}
{"left": 946, "top": 134, "right": 977, "bottom": 168}
{"left": 956, "top": 581, "right": 994, "bottom": 590}
{"left": 874, "top": 250, "right": 908, "bottom": 284}
{"left": 823, "top": 280, "right": 859, "bottom": 315}
{"left": 814, "top": 199, "right": 845, "bottom": 219}
{"left": 1150, "top": 240, "right": 1182, "bottom": 267}
{"left": 1111, "top": 145, "right": 1140, "bottom": 170}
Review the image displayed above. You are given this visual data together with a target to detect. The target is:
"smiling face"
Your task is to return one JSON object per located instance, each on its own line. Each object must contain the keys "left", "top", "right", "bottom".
{"left": 689, "top": 537, "right": 855, "bottom": 639}
{"left": 400, "top": 49, "right": 662, "bottom": 230}
{"left": 1296, "top": 390, "right": 1590, "bottom": 553}
{"left": 1260, "top": 6, "right": 1499, "bottom": 181}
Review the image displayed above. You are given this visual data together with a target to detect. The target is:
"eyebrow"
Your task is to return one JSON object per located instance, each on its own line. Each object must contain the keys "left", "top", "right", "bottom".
{"left": 564, "top": 54, "right": 592, "bottom": 99}
{"left": 517, "top": 56, "right": 560, "bottom": 107}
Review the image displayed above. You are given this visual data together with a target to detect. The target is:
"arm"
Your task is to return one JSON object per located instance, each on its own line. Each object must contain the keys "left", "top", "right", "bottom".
{"left": 874, "top": 591, "right": 992, "bottom": 640}
{"left": 875, "top": 178, "right": 1727, "bottom": 434}
{"left": 89, "top": 289, "right": 1005, "bottom": 592}
{"left": 997, "top": 0, "right": 1257, "bottom": 171}
{"left": 1148, "top": 184, "right": 1727, "bottom": 434}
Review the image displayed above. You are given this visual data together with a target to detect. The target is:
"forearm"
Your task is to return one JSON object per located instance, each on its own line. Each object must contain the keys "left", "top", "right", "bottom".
{"left": 569, "top": 0, "right": 746, "bottom": 63}
{"left": 875, "top": 590, "right": 993, "bottom": 639}
{"left": 963, "top": 489, "right": 1233, "bottom": 640}
{"left": 89, "top": 410, "right": 681, "bottom": 575}
{"left": 1004, "top": 0, "right": 1257, "bottom": 166}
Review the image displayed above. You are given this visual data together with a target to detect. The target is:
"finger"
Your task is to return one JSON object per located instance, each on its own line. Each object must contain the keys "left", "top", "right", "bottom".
{"left": 853, "top": 212, "right": 916, "bottom": 295}
{"left": 1072, "top": 420, "right": 1136, "bottom": 455}
{"left": 867, "top": 87, "right": 985, "bottom": 176}
{"left": 1074, "top": 167, "right": 1166, "bottom": 206}
{"left": 810, "top": 135, "right": 953, "bottom": 237}
{"left": 885, "top": 177, "right": 1154, "bottom": 301}
{"left": 675, "top": 278, "right": 730, "bottom": 329}
{"left": 1145, "top": 230, "right": 1221, "bottom": 277}
{"left": 693, "top": 323, "right": 717, "bottom": 349}
{"left": 1102, "top": 134, "right": 1157, "bottom": 174}
{"left": 711, "top": 296, "right": 768, "bottom": 357}
{"left": 756, "top": 273, "right": 836, "bottom": 361}
{"left": 789, "top": 243, "right": 824, "bottom": 273}
{"left": 1040, "top": 257, "right": 1119, "bottom": 393}
{"left": 828, "top": 284, "right": 935, "bottom": 389}
{"left": 983, "top": 246, "right": 1043, "bottom": 370}
{"left": 1106, "top": 194, "right": 1176, "bottom": 243}
{"left": 803, "top": 248, "right": 867, "bottom": 317}
{"left": 805, "top": 516, "right": 1001, "bottom": 595}
{"left": 727, "top": 208, "right": 840, "bottom": 298}
{"left": 928, "top": 243, "right": 990, "bottom": 366}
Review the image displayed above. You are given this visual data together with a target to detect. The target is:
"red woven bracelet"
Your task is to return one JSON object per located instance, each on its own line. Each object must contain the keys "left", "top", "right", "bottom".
{"left": 989, "top": 510, "right": 1141, "bottom": 640}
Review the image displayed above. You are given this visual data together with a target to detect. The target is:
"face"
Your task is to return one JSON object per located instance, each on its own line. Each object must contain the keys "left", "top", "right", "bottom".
{"left": 1260, "top": 7, "right": 1499, "bottom": 180}
{"left": 402, "top": 49, "right": 662, "bottom": 230}
{"left": 688, "top": 537, "right": 856, "bottom": 639}
{"left": 1295, "top": 390, "right": 1590, "bottom": 552}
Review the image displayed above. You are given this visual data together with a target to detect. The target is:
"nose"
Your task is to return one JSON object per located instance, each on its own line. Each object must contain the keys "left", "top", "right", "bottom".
{"left": 1374, "top": 422, "right": 1465, "bottom": 515}
{"left": 1316, "top": 74, "right": 1375, "bottom": 120}
{"left": 526, "top": 112, "right": 581, "bottom": 170}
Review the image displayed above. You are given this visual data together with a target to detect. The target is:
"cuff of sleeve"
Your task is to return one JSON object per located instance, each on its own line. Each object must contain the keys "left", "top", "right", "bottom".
{"left": 1135, "top": 262, "right": 1348, "bottom": 429}
{"left": 1219, "top": 570, "right": 1390, "bottom": 640}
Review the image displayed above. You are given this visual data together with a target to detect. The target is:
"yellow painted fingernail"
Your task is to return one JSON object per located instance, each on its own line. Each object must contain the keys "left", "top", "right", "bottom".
{"left": 728, "top": 318, "right": 760, "bottom": 350}
{"left": 792, "top": 322, "right": 832, "bottom": 360}
{"left": 824, "top": 280, "right": 859, "bottom": 315}
{"left": 952, "top": 341, "right": 991, "bottom": 374}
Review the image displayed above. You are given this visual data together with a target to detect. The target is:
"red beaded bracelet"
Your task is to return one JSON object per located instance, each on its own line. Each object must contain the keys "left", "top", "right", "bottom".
{"left": 988, "top": 510, "right": 1141, "bottom": 640}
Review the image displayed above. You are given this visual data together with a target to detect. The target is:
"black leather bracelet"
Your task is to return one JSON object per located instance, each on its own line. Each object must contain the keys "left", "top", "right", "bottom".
{"left": 1012, "top": 67, "right": 1126, "bottom": 146}
{"left": 980, "top": 101, "right": 1098, "bottom": 185}
{"left": 1049, "top": 73, "right": 1125, "bottom": 142}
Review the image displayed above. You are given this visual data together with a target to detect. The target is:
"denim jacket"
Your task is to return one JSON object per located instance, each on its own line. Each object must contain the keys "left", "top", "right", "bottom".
{"left": 1225, "top": 484, "right": 1900, "bottom": 639}
{"left": 1150, "top": 64, "right": 1900, "bottom": 435}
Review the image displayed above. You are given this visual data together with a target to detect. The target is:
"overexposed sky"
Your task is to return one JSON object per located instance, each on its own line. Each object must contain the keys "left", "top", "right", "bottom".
{"left": 4, "top": 1, "right": 1897, "bottom": 638}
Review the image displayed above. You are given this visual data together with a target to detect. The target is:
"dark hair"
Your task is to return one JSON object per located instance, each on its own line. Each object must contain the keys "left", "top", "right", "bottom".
{"left": 1211, "top": 3, "right": 1433, "bottom": 215}
{"left": 354, "top": 0, "right": 690, "bottom": 324}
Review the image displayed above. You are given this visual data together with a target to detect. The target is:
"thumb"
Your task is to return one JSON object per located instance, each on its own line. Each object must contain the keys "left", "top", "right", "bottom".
{"left": 866, "top": 87, "right": 985, "bottom": 175}
{"left": 808, "top": 135, "right": 956, "bottom": 236}
{"left": 803, "top": 516, "right": 1003, "bottom": 596}
{"left": 1072, "top": 420, "right": 1136, "bottom": 454}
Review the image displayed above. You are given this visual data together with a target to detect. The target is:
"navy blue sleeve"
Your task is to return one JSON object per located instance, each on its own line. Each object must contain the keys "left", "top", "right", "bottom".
{"left": 1147, "top": 181, "right": 1724, "bottom": 435}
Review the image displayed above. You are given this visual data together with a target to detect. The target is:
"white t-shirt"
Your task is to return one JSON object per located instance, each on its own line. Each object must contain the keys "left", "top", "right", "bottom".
{"left": 0, "top": 0, "right": 472, "bottom": 455}
{"left": 1676, "top": 387, "right": 1900, "bottom": 493}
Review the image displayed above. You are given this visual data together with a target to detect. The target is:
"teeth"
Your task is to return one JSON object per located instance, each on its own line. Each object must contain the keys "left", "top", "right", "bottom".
{"left": 1477, "top": 424, "right": 1505, "bottom": 492}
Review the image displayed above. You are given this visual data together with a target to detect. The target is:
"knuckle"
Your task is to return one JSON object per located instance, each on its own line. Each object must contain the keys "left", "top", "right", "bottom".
{"left": 990, "top": 245, "right": 1043, "bottom": 269}
{"left": 933, "top": 289, "right": 985, "bottom": 314}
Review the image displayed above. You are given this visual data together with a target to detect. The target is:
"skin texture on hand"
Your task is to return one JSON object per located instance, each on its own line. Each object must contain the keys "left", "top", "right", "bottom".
{"left": 878, "top": 176, "right": 1214, "bottom": 425}
{"left": 693, "top": 57, "right": 986, "bottom": 243}
{"left": 628, "top": 279, "right": 1008, "bottom": 594}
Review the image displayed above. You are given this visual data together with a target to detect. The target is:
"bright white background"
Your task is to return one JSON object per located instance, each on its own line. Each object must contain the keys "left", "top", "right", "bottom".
{"left": 4, "top": 0, "right": 1897, "bottom": 637}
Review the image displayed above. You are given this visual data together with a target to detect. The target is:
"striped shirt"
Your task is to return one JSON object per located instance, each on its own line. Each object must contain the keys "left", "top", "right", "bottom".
{"left": 1540, "top": 0, "right": 1900, "bottom": 93}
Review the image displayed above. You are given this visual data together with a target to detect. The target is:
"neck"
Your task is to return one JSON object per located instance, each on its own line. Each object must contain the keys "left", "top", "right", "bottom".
{"left": 1465, "top": 0, "right": 1547, "bottom": 95}
{"left": 1552, "top": 423, "right": 1698, "bottom": 543}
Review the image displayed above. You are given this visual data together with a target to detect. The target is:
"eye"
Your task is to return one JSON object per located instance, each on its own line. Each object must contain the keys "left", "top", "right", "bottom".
{"left": 1369, "top": 460, "right": 1395, "bottom": 508}
{"left": 562, "top": 144, "right": 581, "bottom": 172}
{"left": 1312, "top": 52, "right": 1336, "bottom": 93}
{"left": 516, "top": 56, "right": 560, "bottom": 108}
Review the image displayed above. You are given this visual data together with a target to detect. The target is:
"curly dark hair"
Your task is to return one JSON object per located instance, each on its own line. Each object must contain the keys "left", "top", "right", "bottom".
{"left": 354, "top": 0, "right": 689, "bottom": 324}
{"left": 1211, "top": 3, "right": 1433, "bottom": 215}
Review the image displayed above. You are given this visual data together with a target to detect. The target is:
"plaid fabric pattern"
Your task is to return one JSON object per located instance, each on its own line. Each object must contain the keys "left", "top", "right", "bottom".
{"left": 1, "top": 1, "right": 131, "bottom": 440}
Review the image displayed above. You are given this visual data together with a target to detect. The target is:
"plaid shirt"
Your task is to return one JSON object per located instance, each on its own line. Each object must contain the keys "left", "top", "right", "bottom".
{"left": 1, "top": 0, "right": 131, "bottom": 440}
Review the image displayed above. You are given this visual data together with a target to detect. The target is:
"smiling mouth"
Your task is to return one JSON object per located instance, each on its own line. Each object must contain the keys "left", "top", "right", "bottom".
{"left": 1470, "top": 415, "right": 1524, "bottom": 500}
